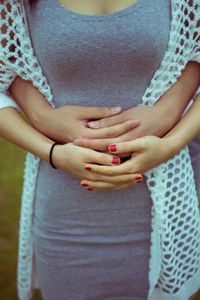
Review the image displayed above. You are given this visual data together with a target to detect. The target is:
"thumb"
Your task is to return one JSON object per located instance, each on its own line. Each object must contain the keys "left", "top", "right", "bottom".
{"left": 80, "top": 106, "right": 122, "bottom": 119}
{"left": 108, "top": 138, "right": 145, "bottom": 154}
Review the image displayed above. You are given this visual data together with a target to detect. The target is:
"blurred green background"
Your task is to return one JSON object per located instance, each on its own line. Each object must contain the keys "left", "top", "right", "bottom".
{"left": 0, "top": 137, "right": 200, "bottom": 300}
{"left": 0, "top": 138, "right": 42, "bottom": 300}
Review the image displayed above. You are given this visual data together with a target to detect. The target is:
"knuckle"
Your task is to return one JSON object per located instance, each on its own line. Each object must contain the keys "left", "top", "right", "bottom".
{"left": 101, "top": 106, "right": 110, "bottom": 116}
{"left": 126, "top": 165, "right": 134, "bottom": 173}
{"left": 98, "top": 142, "right": 108, "bottom": 151}
{"left": 108, "top": 169, "right": 115, "bottom": 176}
{"left": 104, "top": 130, "right": 113, "bottom": 138}
{"left": 98, "top": 153, "right": 107, "bottom": 162}
{"left": 87, "top": 174, "right": 96, "bottom": 181}
{"left": 99, "top": 119, "right": 107, "bottom": 128}
{"left": 103, "top": 106, "right": 110, "bottom": 116}
{"left": 140, "top": 139, "right": 147, "bottom": 149}
{"left": 98, "top": 107, "right": 105, "bottom": 115}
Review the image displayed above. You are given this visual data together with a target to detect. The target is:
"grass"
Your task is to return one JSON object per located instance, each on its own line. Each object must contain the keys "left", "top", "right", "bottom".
{"left": 0, "top": 138, "right": 42, "bottom": 300}
{"left": 0, "top": 137, "right": 199, "bottom": 300}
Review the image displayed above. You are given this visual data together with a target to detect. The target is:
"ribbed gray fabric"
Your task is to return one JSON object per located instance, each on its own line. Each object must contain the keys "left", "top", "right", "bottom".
{"left": 25, "top": 1, "right": 172, "bottom": 299}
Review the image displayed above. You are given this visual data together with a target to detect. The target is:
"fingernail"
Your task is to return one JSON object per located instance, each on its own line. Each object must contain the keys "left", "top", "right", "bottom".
{"left": 89, "top": 121, "right": 99, "bottom": 128}
{"left": 112, "top": 156, "right": 120, "bottom": 165}
{"left": 137, "top": 180, "right": 143, "bottom": 184}
{"left": 111, "top": 106, "right": 121, "bottom": 113}
{"left": 87, "top": 187, "right": 93, "bottom": 191}
{"left": 85, "top": 167, "right": 92, "bottom": 171}
{"left": 81, "top": 183, "right": 88, "bottom": 187}
{"left": 131, "top": 120, "right": 140, "bottom": 127}
{"left": 109, "top": 144, "right": 117, "bottom": 152}
{"left": 74, "top": 139, "right": 81, "bottom": 146}
{"left": 136, "top": 177, "right": 143, "bottom": 180}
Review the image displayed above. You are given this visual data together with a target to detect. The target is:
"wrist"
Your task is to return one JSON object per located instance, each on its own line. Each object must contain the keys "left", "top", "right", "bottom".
{"left": 154, "top": 100, "right": 179, "bottom": 136}
{"left": 163, "top": 134, "right": 183, "bottom": 159}
{"left": 49, "top": 142, "right": 61, "bottom": 169}
{"left": 30, "top": 104, "right": 54, "bottom": 132}
{"left": 34, "top": 106, "right": 71, "bottom": 143}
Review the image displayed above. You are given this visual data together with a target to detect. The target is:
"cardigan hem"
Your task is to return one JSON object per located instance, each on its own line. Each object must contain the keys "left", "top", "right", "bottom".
{"left": 148, "top": 270, "right": 200, "bottom": 300}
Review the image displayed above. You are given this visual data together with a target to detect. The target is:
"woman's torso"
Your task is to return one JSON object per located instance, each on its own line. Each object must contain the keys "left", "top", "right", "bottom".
{"left": 25, "top": 2, "right": 171, "bottom": 299}
{"left": 24, "top": 0, "right": 171, "bottom": 224}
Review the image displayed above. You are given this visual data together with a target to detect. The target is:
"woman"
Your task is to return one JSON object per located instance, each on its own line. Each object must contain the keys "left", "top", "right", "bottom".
{"left": 0, "top": 0, "right": 200, "bottom": 299}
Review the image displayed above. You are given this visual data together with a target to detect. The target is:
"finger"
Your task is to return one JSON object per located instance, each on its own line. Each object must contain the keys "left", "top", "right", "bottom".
{"left": 88, "top": 114, "right": 122, "bottom": 129}
{"left": 85, "top": 171, "right": 142, "bottom": 184}
{"left": 108, "top": 139, "right": 146, "bottom": 154}
{"left": 84, "top": 163, "right": 142, "bottom": 181}
{"left": 80, "top": 106, "right": 122, "bottom": 119}
{"left": 111, "top": 180, "right": 143, "bottom": 191}
{"left": 87, "top": 120, "right": 140, "bottom": 139}
{"left": 74, "top": 137, "right": 113, "bottom": 151}
{"left": 84, "top": 160, "right": 133, "bottom": 176}
{"left": 87, "top": 150, "right": 121, "bottom": 166}
{"left": 81, "top": 180, "right": 115, "bottom": 191}
{"left": 81, "top": 177, "right": 143, "bottom": 191}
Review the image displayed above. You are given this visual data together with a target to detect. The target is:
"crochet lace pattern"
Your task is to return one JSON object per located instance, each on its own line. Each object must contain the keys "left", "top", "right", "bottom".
{"left": 0, "top": 1, "right": 200, "bottom": 299}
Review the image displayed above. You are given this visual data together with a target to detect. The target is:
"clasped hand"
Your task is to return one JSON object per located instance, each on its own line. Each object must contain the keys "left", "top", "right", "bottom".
{"left": 49, "top": 105, "right": 175, "bottom": 191}
{"left": 81, "top": 135, "right": 175, "bottom": 191}
{"left": 70, "top": 106, "right": 175, "bottom": 191}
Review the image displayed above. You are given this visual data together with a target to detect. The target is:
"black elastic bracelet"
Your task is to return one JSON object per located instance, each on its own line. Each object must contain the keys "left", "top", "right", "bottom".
{"left": 49, "top": 142, "right": 60, "bottom": 169}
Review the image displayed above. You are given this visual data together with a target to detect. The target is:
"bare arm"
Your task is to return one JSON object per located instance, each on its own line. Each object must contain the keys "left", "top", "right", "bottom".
{"left": 10, "top": 62, "right": 200, "bottom": 147}
{"left": 0, "top": 107, "right": 53, "bottom": 163}
{"left": 10, "top": 79, "right": 138, "bottom": 143}
{"left": 75, "top": 61, "right": 200, "bottom": 151}
{"left": 0, "top": 107, "right": 142, "bottom": 189}
{"left": 80, "top": 92, "right": 200, "bottom": 191}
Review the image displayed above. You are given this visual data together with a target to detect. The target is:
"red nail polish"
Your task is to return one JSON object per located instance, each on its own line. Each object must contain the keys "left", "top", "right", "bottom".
{"left": 137, "top": 180, "right": 143, "bottom": 184}
{"left": 109, "top": 144, "right": 117, "bottom": 152}
{"left": 136, "top": 177, "right": 143, "bottom": 180}
{"left": 112, "top": 156, "right": 120, "bottom": 165}
{"left": 82, "top": 183, "right": 88, "bottom": 187}
{"left": 85, "top": 167, "right": 91, "bottom": 171}
{"left": 87, "top": 188, "right": 93, "bottom": 191}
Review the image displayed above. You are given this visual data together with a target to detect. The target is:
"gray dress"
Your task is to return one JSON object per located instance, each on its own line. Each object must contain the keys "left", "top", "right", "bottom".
{"left": 24, "top": 0, "right": 188, "bottom": 299}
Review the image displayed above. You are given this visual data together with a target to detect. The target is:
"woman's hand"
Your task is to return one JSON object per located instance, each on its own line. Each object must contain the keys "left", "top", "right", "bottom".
{"left": 52, "top": 143, "right": 143, "bottom": 191}
{"left": 83, "top": 136, "right": 176, "bottom": 177}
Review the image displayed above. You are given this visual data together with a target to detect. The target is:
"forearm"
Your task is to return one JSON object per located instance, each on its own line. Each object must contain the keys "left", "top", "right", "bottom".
{"left": 0, "top": 107, "right": 53, "bottom": 162}
{"left": 10, "top": 77, "right": 53, "bottom": 130}
{"left": 154, "top": 61, "right": 200, "bottom": 133}
{"left": 9, "top": 61, "right": 200, "bottom": 148}
{"left": 165, "top": 94, "right": 200, "bottom": 156}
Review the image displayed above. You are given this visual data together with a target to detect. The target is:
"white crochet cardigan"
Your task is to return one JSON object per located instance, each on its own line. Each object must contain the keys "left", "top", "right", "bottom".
{"left": 0, "top": 1, "right": 200, "bottom": 299}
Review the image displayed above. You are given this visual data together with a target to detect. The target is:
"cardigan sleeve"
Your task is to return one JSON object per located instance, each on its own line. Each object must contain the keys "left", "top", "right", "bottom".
{"left": 0, "top": 1, "right": 20, "bottom": 110}
{"left": 0, "top": 58, "right": 20, "bottom": 110}
{"left": 0, "top": 92, "right": 20, "bottom": 110}
{"left": 190, "top": 1, "right": 200, "bottom": 63}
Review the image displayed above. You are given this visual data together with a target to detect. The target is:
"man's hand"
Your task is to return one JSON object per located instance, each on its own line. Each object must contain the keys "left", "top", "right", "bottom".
{"left": 10, "top": 77, "right": 140, "bottom": 143}
{"left": 73, "top": 105, "right": 172, "bottom": 152}
{"left": 74, "top": 61, "right": 200, "bottom": 152}
{"left": 37, "top": 105, "right": 140, "bottom": 143}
